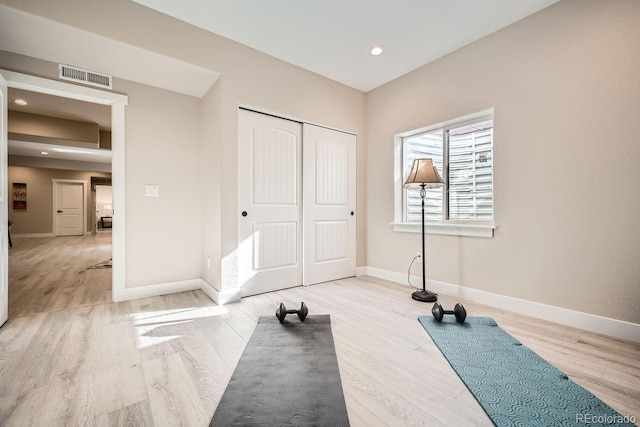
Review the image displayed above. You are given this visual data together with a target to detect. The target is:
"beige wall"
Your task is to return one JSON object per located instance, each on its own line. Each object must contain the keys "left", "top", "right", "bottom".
{"left": 1, "top": 52, "right": 205, "bottom": 288}
{"left": 7, "top": 166, "right": 111, "bottom": 234}
{"left": 0, "top": 0, "right": 366, "bottom": 293}
{"left": 9, "top": 110, "right": 99, "bottom": 145}
{"left": 6, "top": 0, "right": 635, "bottom": 326}
{"left": 199, "top": 80, "right": 223, "bottom": 290}
{"left": 116, "top": 79, "right": 203, "bottom": 288}
{"left": 366, "top": 0, "right": 640, "bottom": 324}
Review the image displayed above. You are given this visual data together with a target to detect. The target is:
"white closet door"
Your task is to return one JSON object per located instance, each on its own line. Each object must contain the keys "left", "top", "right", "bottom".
{"left": 303, "top": 124, "right": 356, "bottom": 286}
{"left": 237, "top": 110, "right": 303, "bottom": 297}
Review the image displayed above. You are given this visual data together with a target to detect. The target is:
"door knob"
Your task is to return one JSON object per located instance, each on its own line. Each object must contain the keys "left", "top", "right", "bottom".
{"left": 351, "top": 211, "right": 354, "bottom": 216}
{"left": 242, "top": 211, "right": 248, "bottom": 217}
{"left": 57, "top": 210, "right": 63, "bottom": 213}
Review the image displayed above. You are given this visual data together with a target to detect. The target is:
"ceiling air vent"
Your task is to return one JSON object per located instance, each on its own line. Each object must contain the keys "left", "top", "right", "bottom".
{"left": 58, "top": 64, "right": 113, "bottom": 89}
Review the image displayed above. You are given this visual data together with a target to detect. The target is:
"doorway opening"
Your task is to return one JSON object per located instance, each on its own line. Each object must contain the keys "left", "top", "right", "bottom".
{"left": 93, "top": 178, "right": 113, "bottom": 234}
{"left": 2, "top": 70, "right": 127, "bottom": 320}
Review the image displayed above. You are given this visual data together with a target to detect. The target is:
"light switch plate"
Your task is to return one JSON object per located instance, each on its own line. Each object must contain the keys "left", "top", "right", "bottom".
{"left": 145, "top": 185, "right": 159, "bottom": 197}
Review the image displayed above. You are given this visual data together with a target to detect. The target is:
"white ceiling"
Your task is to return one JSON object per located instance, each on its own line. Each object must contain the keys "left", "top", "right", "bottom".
{"left": 9, "top": 88, "right": 111, "bottom": 129}
{"left": 1, "top": 1, "right": 561, "bottom": 95}
{"left": 2, "top": 0, "right": 560, "bottom": 166}
{"left": 0, "top": 5, "right": 220, "bottom": 98}
{"left": 131, "top": 0, "right": 560, "bottom": 92}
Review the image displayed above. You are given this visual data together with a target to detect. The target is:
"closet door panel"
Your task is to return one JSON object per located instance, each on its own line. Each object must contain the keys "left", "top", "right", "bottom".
{"left": 238, "top": 110, "right": 302, "bottom": 296}
{"left": 303, "top": 124, "right": 356, "bottom": 286}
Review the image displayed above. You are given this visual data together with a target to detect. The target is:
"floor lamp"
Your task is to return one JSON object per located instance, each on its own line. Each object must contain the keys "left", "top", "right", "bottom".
{"left": 403, "top": 158, "right": 444, "bottom": 302}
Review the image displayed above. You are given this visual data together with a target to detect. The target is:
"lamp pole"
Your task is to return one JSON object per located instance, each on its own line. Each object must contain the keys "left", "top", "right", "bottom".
{"left": 403, "top": 158, "right": 442, "bottom": 302}
{"left": 412, "top": 183, "right": 437, "bottom": 302}
{"left": 421, "top": 185, "right": 426, "bottom": 293}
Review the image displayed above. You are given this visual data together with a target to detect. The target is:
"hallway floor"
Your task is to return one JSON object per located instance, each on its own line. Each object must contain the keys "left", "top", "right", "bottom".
{"left": 8, "top": 233, "right": 112, "bottom": 318}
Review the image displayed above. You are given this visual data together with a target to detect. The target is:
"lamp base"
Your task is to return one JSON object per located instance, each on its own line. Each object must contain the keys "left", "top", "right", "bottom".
{"left": 411, "top": 289, "right": 438, "bottom": 303}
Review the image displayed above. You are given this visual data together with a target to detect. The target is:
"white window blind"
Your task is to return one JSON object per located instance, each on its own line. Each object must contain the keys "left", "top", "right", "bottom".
{"left": 448, "top": 119, "right": 493, "bottom": 221}
{"left": 403, "top": 129, "right": 443, "bottom": 222}
{"left": 402, "top": 115, "right": 494, "bottom": 223}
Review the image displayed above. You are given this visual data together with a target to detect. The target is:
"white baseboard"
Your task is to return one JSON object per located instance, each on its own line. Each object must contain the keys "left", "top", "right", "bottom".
{"left": 356, "top": 266, "right": 368, "bottom": 277}
{"left": 200, "top": 280, "right": 241, "bottom": 305}
{"left": 362, "top": 266, "right": 640, "bottom": 344}
{"left": 113, "top": 277, "right": 243, "bottom": 306}
{"left": 116, "top": 278, "right": 203, "bottom": 301}
{"left": 11, "top": 233, "right": 55, "bottom": 238}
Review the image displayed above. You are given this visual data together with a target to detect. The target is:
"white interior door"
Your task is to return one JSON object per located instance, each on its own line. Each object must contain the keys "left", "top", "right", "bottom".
{"left": 54, "top": 180, "right": 85, "bottom": 236}
{"left": 303, "top": 124, "right": 356, "bottom": 285}
{"left": 0, "top": 73, "right": 8, "bottom": 326}
{"left": 238, "top": 110, "right": 302, "bottom": 297}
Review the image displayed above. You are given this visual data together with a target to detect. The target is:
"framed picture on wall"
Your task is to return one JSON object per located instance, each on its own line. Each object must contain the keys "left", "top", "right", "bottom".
{"left": 13, "top": 182, "right": 27, "bottom": 210}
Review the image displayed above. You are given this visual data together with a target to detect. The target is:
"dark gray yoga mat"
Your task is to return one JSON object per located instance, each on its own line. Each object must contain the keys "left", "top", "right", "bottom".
{"left": 210, "top": 315, "right": 350, "bottom": 427}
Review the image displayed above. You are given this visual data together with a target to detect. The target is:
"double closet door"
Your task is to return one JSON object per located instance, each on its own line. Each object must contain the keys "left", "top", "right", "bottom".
{"left": 238, "top": 109, "right": 356, "bottom": 297}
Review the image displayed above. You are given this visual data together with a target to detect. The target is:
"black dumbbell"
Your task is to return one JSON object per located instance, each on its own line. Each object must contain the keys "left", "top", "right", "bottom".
{"left": 275, "top": 302, "right": 309, "bottom": 324}
{"left": 432, "top": 302, "right": 467, "bottom": 323}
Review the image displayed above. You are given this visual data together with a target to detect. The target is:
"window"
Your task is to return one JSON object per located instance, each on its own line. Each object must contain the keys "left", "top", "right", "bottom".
{"left": 394, "top": 110, "right": 494, "bottom": 237}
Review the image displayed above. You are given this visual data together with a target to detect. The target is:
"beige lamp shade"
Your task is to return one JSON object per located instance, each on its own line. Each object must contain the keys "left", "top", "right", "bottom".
{"left": 403, "top": 158, "right": 444, "bottom": 189}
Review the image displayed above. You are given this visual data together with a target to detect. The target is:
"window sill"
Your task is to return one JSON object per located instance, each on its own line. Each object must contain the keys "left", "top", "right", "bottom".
{"left": 392, "top": 222, "right": 494, "bottom": 238}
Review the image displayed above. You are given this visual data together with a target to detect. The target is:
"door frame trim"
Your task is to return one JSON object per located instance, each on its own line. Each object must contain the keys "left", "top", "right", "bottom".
{"left": 1, "top": 69, "right": 128, "bottom": 302}
{"left": 52, "top": 179, "right": 88, "bottom": 236}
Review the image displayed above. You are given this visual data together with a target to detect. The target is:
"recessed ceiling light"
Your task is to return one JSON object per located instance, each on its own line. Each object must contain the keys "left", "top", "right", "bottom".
{"left": 14, "top": 99, "right": 28, "bottom": 106}
{"left": 41, "top": 151, "right": 49, "bottom": 155}
{"left": 370, "top": 46, "right": 384, "bottom": 56}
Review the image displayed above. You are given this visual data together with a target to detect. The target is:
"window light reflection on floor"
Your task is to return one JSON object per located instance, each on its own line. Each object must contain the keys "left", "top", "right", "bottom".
{"left": 131, "top": 305, "right": 229, "bottom": 349}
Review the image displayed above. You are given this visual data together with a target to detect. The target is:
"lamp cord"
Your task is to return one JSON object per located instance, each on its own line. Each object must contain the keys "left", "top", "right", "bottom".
{"left": 407, "top": 255, "right": 439, "bottom": 296}
{"left": 407, "top": 255, "right": 421, "bottom": 290}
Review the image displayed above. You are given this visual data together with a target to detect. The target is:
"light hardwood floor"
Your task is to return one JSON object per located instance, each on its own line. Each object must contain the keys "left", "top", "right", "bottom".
{"left": 7, "top": 233, "right": 112, "bottom": 318}
{"left": 1, "top": 236, "right": 638, "bottom": 426}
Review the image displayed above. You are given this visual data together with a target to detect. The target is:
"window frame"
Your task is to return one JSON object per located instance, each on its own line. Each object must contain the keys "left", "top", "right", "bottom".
{"left": 392, "top": 109, "right": 495, "bottom": 238}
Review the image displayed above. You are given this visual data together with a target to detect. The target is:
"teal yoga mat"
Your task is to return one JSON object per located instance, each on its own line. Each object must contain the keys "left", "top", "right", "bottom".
{"left": 418, "top": 316, "right": 635, "bottom": 426}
